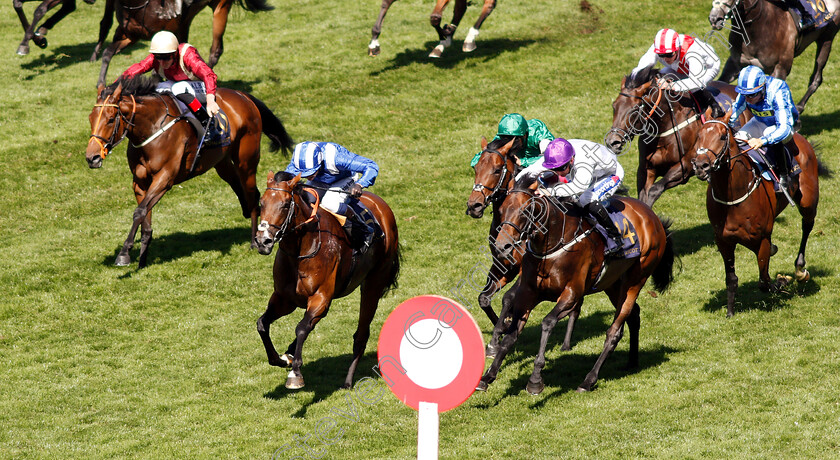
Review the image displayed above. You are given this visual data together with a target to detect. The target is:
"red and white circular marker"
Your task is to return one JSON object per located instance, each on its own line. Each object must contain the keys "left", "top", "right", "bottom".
{"left": 377, "top": 295, "right": 485, "bottom": 413}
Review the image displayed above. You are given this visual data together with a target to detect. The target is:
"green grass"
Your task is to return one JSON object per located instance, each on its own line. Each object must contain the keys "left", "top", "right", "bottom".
{"left": 3, "top": 0, "right": 840, "bottom": 458}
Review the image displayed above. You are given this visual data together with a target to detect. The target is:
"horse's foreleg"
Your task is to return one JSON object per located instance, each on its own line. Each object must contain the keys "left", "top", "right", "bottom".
{"left": 428, "top": 0, "right": 454, "bottom": 57}
{"left": 463, "top": 0, "right": 495, "bottom": 52}
{"left": 485, "top": 279, "right": 518, "bottom": 358}
{"left": 477, "top": 285, "right": 534, "bottom": 391}
{"left": 478, "top": 254, "right": 519, "bottom": 327}
{"left": 796, "top": 38, "right": 834, "bottom": 113}
{"left": 39, "top": 0, "right": 76, "bottom": 34}
{"left": 97, "top": 35, "right": 132, "bottom": 86}
{"left": 207, "top": 3, "right": 231, "bottom": 68}
{"left": 560, "top": 306, "right": 580, "bottom": 351}
{"left": 287, "top": 294, "right": 330, "bottom": 390}
{"left": 136, "top": 209, "right": 153, "bottom": 269}
{"left": 527, "top": 291, "right": 580, "bottom": 395}
{"left": 116, "top": 177, "right": 171, "bottom": 267}
{"left": 90, "top": 0, "right": 114, "bottom": 62}
{"left": 717, "top": 239, "right": 738, "bottom": 317}
{"left": 717, "top": 56, "right": 740, "bottom": 83}
{"left": 258, "top": 291, "right": 296, "bottom": 367}
{"left": 646, "top": 162, "right": 693, "bottom": 206}
{"left": 16, "top": 0, "right": 57, "bottom": 55}
{"left": 369, "top": 0, "right": 396, "bottom": 56}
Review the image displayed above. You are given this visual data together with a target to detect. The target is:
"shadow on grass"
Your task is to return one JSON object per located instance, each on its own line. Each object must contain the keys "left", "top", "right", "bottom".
{"left": 669, "top": 221, "right": 714, "bottom": 258}
{"left": 798, "top": 108, "right": 840, "bottom": 137}
{"left": 700, "top": 266, "right": 828, "bottom": 315}
{"left": 370, "top": 38, "right": 537, "bottom": 76}
{"left": 101, "top": 224, "right": 251, "bottom": 268}
{"left": 19, "top": 41, "right": 147, "bottom": 81}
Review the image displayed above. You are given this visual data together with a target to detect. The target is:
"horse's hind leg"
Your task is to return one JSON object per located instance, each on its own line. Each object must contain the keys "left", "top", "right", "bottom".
{"left": 793, "top": 166, "right": 818, "bottom": 281}
{"left": 90, "top": 0, "right": 114, "bottom": 62}
{"left": 369, "top": 0, "right": 396, "bottom": 56}
{"left": 258, "top": 291, "right": 297, "bottom": 367}
{"left": 343, "top": 281, "right": 386, "bottom": 389}
{"left": 560, "top": 306, "right": 580, "bottom": 351}
{"left": 463, "top": 0, "right": 495, "bottom": 52}
{"left": 136, "top": 209, "right": 153, "bottom": 268}
{"left": 527, "top": 291, "right": 580, "bottom": 395}
{"left": 796, "top": 37, "right": 834, "bottom": 113}
{"left": 97, "top": 34, "right": 132, "bottom": 86}
{"left": 16, "top": 0, "right": 58, "bottom": 55}
{"left": 206, "top": 0, "right": 232, "bottom": 67}
{"left": 38, "top": 0, "right": 76, "bottom": 36}
{"left": 429, "top": 0, "right": 459, "bottom": 57}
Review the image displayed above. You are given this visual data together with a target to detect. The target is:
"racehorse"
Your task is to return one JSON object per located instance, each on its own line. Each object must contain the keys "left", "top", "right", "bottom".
{"left": 691, "top": 119, "right": 819, "bottom": 317}
{"left": 14, "top": 0, "right": 94, "bottom": 56}
{"left": 709, "top": 0, "right": 840, "bottom": 113}
{"left": 92, "top": 0, "right": 273, "bottom": 86}
{"left": 253, "top": 172, "right": 401, "bottom": 390}
{"left": 368, "top": 0, "right": 496, "bottom": 57}
{"left": 85, "top": 75, "right": 293, "bottom": 268}
{"left": 605, "top": 65, "right": 750, "bottom": 207}
{"left": 476, "top": 177, "right": 676, "bottom": 393}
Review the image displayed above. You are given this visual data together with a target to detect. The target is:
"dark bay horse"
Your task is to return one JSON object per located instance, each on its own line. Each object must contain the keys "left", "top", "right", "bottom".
{"left": 85, "top": 76, "right": 293, "bottom": 267}
{"left": 691, "top": 119, "right": 819, "bottom": 317}
{"left": 368, "top": 0, "right": 496, "bottom": 57}
{"left": 92, "top": 0, "right": 273, "bottom": 86}
{"left": 14, "top": 0, "right": 93, "bottom": 56}
{"left": 477, "top": 177, "right": 676, "bottom": 393}
{"left": 709, "top": 0, "right": 840, "bottom": 112}
{"left": 605, "top": 65, "right": 750, "bottom": 207}
{"left": 253, "top": 172, "right": 401, "bottom": 390}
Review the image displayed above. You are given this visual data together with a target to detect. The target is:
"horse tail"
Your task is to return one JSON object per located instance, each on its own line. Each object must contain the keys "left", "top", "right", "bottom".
{"left": 245, "top": 93, "right": 294, "bottom": 156}
{"left": 381, "top": 242, "right": 403, "bottom": 297}
{"left": 651, "top": 217, "right": 679, "bottom": 293}
{"left": 236, "top": 0, "right": 274, "bottom": 12}
{"left": 810, "top": 143, "right": 834, "bottom": 178}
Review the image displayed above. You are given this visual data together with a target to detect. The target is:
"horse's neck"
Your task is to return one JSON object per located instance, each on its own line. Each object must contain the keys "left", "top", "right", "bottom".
{"left": 126, "top": 95, "right": 175, "bottom": 146}
{"left": 530, "top": 199, "right": 581, "bottom": 253}
{"left": 713, "top": 145, "right": 757, "bottom": 196}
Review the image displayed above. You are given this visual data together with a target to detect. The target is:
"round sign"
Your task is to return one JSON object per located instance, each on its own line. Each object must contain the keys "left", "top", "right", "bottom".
{"left": 377, "top": 295, "right": 485, "bottom": 412}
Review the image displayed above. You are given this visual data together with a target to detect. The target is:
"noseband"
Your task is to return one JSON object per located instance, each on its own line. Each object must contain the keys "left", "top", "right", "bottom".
{"left": 499, "top": 190, "right": 588, "bottom": 258}
{"left": 258, "top": 186, "right": 321, "bottom": 246}
{"left": 89, "top": 95, "right": 136, "bottom": 159}
{"left": 472, "top": 148, "right": 513, "bottom": 207}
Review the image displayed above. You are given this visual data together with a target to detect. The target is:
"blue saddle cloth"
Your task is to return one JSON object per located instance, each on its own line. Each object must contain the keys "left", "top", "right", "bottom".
{"left": 741, "top": 144, "right": 802, "bottom": 192}
{"left": 155, "top": 82, "right": 231, "bottom": 148}
{"left": 782, "top": 0, "right": 837, "bottom": 30}
{"left": 348, "top": 199, "right": 383, "bottom": 240}
{"left": 591, "top": 200, "right": 641, "bottom": 259}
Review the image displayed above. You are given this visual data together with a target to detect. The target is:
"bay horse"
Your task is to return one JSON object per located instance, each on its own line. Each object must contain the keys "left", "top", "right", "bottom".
{"left": 709, "top": 0, "right": 840, "bottom": 113}
{"left": 368, "top": 0, "right": 496, "bottom": 57}
{"left": 85, "top": 75, "right": 294, "bottom": 268}
{"left": 253, "top": 172, "right": 401, "bottom": 390}
{"left": 691, "top": 119, "right": 819, "bottom": 317}
{"left": 92, "top": 0, "right": 273, "bottom": 86}
{"left": 14, "top": 0, "right": 94, "bottom": 56}
{"left": 476, "top": 177, "right": 676, "bottom": 393}
{"left": 605, "top": 65, "right": 750, "bottom": 207}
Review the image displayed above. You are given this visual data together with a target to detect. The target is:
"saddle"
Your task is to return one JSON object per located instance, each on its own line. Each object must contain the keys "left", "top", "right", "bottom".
{"left": 155, "top": 82, "right": 231, "bottom": 148}
{"left": 739, "top": 143, "right": 802, "bottom": 191}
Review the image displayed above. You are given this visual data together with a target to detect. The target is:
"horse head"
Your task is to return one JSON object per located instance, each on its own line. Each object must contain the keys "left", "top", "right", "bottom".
{"left": 606, "top": 67, "right": 662, "bottom": 154}
{"left": 86, "top": 82, "right": 128, "bottom": 169}
{"left": 254, "top": 171, "right": 308, "bottom": 255}
{"left": 691, "top": 119, "right": 733, "bottom": 181}
{"left": 467, "top": 136, "right": 517, "bottom": 218}
{"left": 709, "top": 0, "right": 739, "bottom": 31}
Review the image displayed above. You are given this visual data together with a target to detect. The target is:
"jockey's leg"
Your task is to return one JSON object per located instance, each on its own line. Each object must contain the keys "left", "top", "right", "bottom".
{"left": 581, "top": 177, "right": 623, "bottom": 257}
{"left": 322, "top": 180, "right": 374, "bottom": 251}
{"left": 692, "top": 88, "right": 725, "bottom": 119}
{"left": 172, "top": 81, "right": 210, "bottom": 122}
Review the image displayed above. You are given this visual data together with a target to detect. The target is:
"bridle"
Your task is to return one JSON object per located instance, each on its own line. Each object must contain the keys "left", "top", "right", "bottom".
{"left": 712, "top": 0, "right": 761, "bottom": 25}
{"left": 258, "top": 185, "right": 322, "bottom": 258}
{"left": 88, "top": 94, "right": 136, "bottom": 159}
{"left": 498, "top": 189, "right": 588, "bottom": 258}
{"left": 472, "top": 148, "right": 514, "bottom": 209}
{"left": 695, "top": 120, "right": 760, "bottom": 205}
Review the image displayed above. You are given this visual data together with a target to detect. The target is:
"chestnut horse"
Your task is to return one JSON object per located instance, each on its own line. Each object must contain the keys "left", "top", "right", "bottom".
{"left": 477, "top": 177, "right": 676, "bottom": 393}
{"left": 709, "top": 0, "right": 840, "bottom": 113}
{"left": 85, "top": 76, "right": 293, "bottom": 267}
{"left": 605, "top": 65, "right": 750, "bottom": 207}
{"left": 691, "top": 119, "right": 819, "bottom": 317}
{"left": 92, "top": 0, "right": 273, "bottom": 86}
{"left": 368, "top": 0, "right": 496, "bottom": 57}
{"left": 14, "top": 0, "right": 94, "bottom": 56}
{"left": 253, "top": 172, "right": 401, "bottom": 390}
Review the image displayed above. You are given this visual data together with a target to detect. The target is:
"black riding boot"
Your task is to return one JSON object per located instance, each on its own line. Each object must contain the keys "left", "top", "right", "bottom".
{"left": 343, "top": 208, "right": 374, "bottom": 252}
{"left": 694, "top": 89, "right": 725, "bottom": 119}
{"left": 175, "top": 93, "right": 223, "bottom": 143}
{"left": 585, "top": 201, "right": 623, "bottom": 257}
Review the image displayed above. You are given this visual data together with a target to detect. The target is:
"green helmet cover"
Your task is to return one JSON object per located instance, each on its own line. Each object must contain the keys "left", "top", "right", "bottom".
{"left": 497, "top": 113, "right": 528, "bottom": 137}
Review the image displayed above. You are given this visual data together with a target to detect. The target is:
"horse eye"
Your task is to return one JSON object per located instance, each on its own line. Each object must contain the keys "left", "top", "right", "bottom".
{"left": 720, "top": 134, "right": 727, "bottom": 141}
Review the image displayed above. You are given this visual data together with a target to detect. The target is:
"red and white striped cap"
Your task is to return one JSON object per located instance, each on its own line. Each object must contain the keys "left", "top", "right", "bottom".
{"left": 653, "top": 28, "right": 680, "bottom": 55}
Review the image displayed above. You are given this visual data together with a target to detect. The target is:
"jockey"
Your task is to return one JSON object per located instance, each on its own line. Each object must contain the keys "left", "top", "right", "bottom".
{"left": 632, "top": 28, "right": 724, "bottom": 118}
{"left": 119, "top": 31, "right": 222, "bottom": 142}
{"left": 285, "top": 142, "right": 379, "bottom": 251}
{"left": 522, "top": 138, "right": 625, "bottom": 257}
{"left": 470, "top": 113, "right": 554, "bottom": 168}
{"left": 728, "top": 65, "right": 800, "bottom": 188}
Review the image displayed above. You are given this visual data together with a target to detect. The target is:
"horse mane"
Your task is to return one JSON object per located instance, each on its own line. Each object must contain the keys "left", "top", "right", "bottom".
{"left": 625, "top": 64, "right": 658, "bottom": 89}
{"left": 273, "top": 171, "right": 297, "bottom": 183}
{"left": 102, "top": 75, "right": 162, "bottom": 98}
{"left": 512, "top": 173, "right": 539, "bottom": 191}
{"left": 487, "top": 134, "right": 524, "bottom": 156}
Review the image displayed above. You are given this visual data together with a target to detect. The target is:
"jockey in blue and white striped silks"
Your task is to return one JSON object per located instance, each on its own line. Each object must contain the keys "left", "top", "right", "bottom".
{"left": 729, "top": 66, "right": 799, "bottom": 146}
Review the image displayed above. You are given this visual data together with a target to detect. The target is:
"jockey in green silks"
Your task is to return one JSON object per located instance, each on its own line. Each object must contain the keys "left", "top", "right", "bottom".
{"left": 470, "top": 113, "right": 554, "bottom": 168}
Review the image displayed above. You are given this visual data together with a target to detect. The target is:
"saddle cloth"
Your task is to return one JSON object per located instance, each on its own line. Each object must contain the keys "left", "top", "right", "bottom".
{"left": 315, "top": 198, "right": 382, "bottom": 249}
{"left": 592, "top": 200, "right": 641, "bottom": 259}
{"left": 740, "top": 143, "right": 802, "bottom": 191}
{"left": 782, "top": 0, "right": 837, "bottom": 30}
{"left": 155, "top": 82, "right": 231, "bottom": 148}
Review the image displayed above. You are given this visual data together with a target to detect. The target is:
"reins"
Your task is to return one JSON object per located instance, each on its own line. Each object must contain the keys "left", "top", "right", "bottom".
{"left": 697, "top": 120, "right": 761, "bottom": 205}
{"left": 509, "top": 191, "right": 589, "bottom": 258}
{"left": 262, "top": 186, "right": 322, "bottom": 258}
{"left": 88, "top": 95, "right": 137, "bottom": 158}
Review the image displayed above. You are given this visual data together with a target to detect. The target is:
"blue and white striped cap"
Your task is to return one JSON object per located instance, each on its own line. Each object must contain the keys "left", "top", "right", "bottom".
{"left": 291, "top": 142, "right": 324, "bottom": 176}
{"left": 736, "top": 65, "right": 767, "bottom": 95}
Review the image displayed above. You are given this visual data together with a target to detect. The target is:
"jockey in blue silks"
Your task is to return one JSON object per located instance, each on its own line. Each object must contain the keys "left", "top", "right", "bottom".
{"left": 728, "top": 65, "right": 800, "bottom": 188}
{"left": 285, "top": 141, "right": 379, "bottom": 250}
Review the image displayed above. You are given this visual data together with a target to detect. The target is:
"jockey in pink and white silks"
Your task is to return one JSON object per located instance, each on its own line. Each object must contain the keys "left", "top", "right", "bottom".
{"left": 284, "top": 141, "right": 379, "bottom": 249}
{"left": 632, "top": 28, "right": 724, "bottom": 117}
{"left": 519, "top": 138, "right": 625, "bottom": 257}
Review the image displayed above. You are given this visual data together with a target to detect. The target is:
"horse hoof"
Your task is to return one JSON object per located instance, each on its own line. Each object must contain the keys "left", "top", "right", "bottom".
{"left": 575, "top": 386, "right": 591, "bottom": 393}
{"left": 368, "top": 46, "right": 380, "bottom": 56}
{"left": 285, "top": 372, "right": 305, "bottom": 390}
{"left": 526, "top": 380, "right": 544, "bottom": 395}
{"left": 114, "top": 254, "right": 131, "bottom": 266}
{"left": 770, "top": 244, "right": 778, "bottom": 257}
{"left": 560, "top": 344, "right": 572, "bottom": 351}
{"left": 475, "top": 380, "right": 488, "bottom": 392}
{"left": 16, "top": 45, "right": 29, "bottom": 56}
{"left": 462, "top": 42, "right": 477, "bottom": 52}
{"left": 795, "top": 268, "right": 810, "bottom": 282}
{"left": 428, "top": 46, "right": 444, "bottom": 58}
{"left": 33, "top": 34, "right": 47, "bottom": 49}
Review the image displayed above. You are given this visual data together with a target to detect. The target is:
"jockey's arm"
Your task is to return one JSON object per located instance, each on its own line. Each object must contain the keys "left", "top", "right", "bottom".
{"left": 182, "top": 46, "right": 219, "bottom": 115}
{"left": 119, "top": 54, "right": 155, "bottom": 82}
{"left": 632, "top": 44, "right": 658, "bottom": 75}
{"left": 670, "top": 45, "right": 720, "bottom": 92}
{"left": 762, "top": 92, "right": 796, "bottom": 144}
{"left": 729, "top": 95, "right": 746, "bottom": 126}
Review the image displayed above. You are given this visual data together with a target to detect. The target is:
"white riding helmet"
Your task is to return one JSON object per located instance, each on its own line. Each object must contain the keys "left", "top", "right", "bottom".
{"left": 149, "top": 31, "right": 179, "bottom": 54}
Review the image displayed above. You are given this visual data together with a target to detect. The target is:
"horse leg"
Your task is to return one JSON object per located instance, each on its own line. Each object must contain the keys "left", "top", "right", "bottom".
{"left": 207, "top": 1, "right": 232, "bottom": 68}
{"left": 428, "top": 0, "right": 453, "bottom": 57}
{"left": 90, "top": 0, "right": 114, "bottom": 62}
{"left": 478, "top": 253, "right": 518, "bottom": 327}
{"left": 136, "top": 208, "right": 153, "bottom": 268}
{"left": 717, "top": 239, "right": 738, "bottom": 317}
{"left": 116, "top": 177, "right": 171, "bottom": 267}
{"left": 14, "top": 0, "right": 33, "bottom": 55}
{"left": 485, "top": 279, "right": 518, "bottom": 358}
{"left": 463, "top": 0, "right": 495, "bottom": 52}
{"left": 717, "top": 56, "right": 740, "bottom": 83}
{"left": 16, "top": 0, "right": 58, "bottom": 55}
{"left": 645, "top": 162, "right": 692, "bottom": 206}
{"left": 97, "top": 35, "right": 133, "bottom": 86}
{"left": 755, "top": 237, "right": 777, "bottom": 292}
{"left": 560, "top": 305, "right": 580, "bottom": 351}
{"left": 343, "top": 280, "right": 385, "bottom": 389}
{"left": 636, "top": 159, "right": 657, "bottom": 207}
{"left": 287, "top": 294, "right": 331, "bottom": 390}
{"left": 477, "top": 285, "right": 535, "bottom": 391}
{"left": 369, "top": 0, "right": 396, "bottom": 56}
{"left": 213, "top": 157, "right": 260, "bottom": 246}
{"left": 796, "top": 37, "right": 834, "bottom": 113}
{"left": 257, "top": 291, "right": 297, "bottom": 367}
{"left": 793, "top": 169, "right": 818, "bottom": 282}
{"left": 37, "top": 0, "right": 76, "bottom": 36}
{"left": 577, "top": 284, "right": 641, "bottom": 392}
{"left": 526, "top": 291, "right": 580, "bottom": 395}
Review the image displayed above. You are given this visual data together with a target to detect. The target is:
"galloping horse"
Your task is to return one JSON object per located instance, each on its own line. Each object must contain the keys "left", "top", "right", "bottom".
{"left": 477, "top": 177, "right": 676, "bottom": 393}
{"left": 85, "top": 76, "right": 293, "bottom": 267}
{"left": 709, "top": 0, "right": 840, "bottom": 112}
{"left": 14, "top": 0, "right": 93, "bottom": 56}
{"left": 605, "top": 65, "right": 750, "bottom": 206}
{"left": 368, "top": 0, "right": 496, "bottom": 57}
{"left": 691, "top": 119, "right": 819, "bottom": 317}
{"left": 253, "top": 172, "right": 401, "bottom": 390}
{"left": 92, "top": 0, "right": 273, "bottom": 86}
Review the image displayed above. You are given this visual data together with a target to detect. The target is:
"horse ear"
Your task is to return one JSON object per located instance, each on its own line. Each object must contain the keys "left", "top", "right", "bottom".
{"left": 267, "top": 171, "right": 275, "bottom": 184}
{"left": 480, "top": 136, "right": 488, "bottom": 150}
{"left": 528, "top": 179, "right": 540, "bottom": 191}
{"left": 724, "top": 108, "right": 733, "bottom": 121}
{"left": 96, "top": 84, "right": 105, "bottom": 99}
{"left": 291, "top": 173, "right": 302, "bottom": 187}
{"left": 498, "top": 138, "right": 515, "bottom": 155}
{"left": 703, "top": 106, "right": 713, "bottom": 120}
{"left": 111, "top": 82, "right": 123, "bottom": 101}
